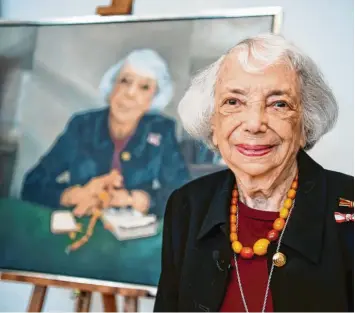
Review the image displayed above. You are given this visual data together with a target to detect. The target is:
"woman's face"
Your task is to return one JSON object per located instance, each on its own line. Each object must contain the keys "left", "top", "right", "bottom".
{"left": 212, "top": 53, "right": 306, "bottom": 178}
{"left": 109, "top": 64, "right": 157, "bottom": 124}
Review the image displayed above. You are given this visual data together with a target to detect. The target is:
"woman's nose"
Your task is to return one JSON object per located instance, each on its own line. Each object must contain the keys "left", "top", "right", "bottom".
{"left": 242, "top": 105, "right": 267, "bottom": 133}
{"left": 126, "top": 84, "right": 137, "bottom": 98}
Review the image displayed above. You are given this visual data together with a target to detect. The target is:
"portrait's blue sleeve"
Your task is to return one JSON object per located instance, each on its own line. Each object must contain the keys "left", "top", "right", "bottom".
{"left": 145, "top": 120, "right": 191, "bottom": 218}
{"left": 20, "top": 116, "right": 80, "bottom": 209}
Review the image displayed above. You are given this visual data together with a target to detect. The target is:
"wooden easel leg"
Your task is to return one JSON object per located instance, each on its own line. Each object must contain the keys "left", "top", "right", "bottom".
{"left": 123, "top": 296, "right": 138, "bottom": 312}
{"left": 75, "top": 291, "right": 92, "bottom": 312}
{"left": 27, "top": 285, "right": 47, "bottom": 312}
{"left": 102, "top": 293, "right": 117, "bottom": 312}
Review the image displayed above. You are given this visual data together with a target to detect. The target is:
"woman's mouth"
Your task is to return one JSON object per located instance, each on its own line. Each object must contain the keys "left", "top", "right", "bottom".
{"left": 236, "top": 144, "right": 274, "bottom": 157}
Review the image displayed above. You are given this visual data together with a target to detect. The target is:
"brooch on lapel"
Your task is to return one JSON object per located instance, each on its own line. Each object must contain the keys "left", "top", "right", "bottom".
{"left": 147, "top": 132, "right": 161, "bottom": 146}
{"left": 121, "top": 151, "right": 131, "bottom": 161}
{"left": 56, "top": 171, "right": 71, "bottom": 184}
{"left": 335, "top": 198, "right": 354, "bottom": 223}
{"left": 152, "top": 179, "right": 161, "bottom": 190}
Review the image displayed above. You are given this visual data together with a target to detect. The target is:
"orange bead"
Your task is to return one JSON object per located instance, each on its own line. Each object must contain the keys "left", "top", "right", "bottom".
{"left": 287, "top": 189, "right": 296, "bottom": 199}
{"left": 230, "top": 223, "right": 237, "bottom": 233}
{"left": 279, "top": 208, "right": 289, "bottom": 219}
{"left": 230, "top": 204, "right": 237, "bottom": 214}
{"left": 253, "top": 238, "right": 270, "bottom": 256}
{"left": 230, "top": 214, "right": 237, "bottom": 224}
{"left": 230, "top": 233, "right": 238, "bottom": 242}
{"left": 232, "top": 241, "right": 243, "bottom": 253}
{"left": 231, "top": 198, "right": 237, "bottom": 205}
{"left": 273, "top": 218, "right": 285, "bottom": 231}
{"left": 232, "top": 189, "right": 238, "bottom": 197}
{"left": 284, "top": 198, "right": 293, "bottom": 209}
{"left": 266, "top": 229, "right": 279, "bottom": 242}
{"left": 291, "top": 181, "right": 298, "bottom": 190}
{"left": 240, "top": 247, "right": 254, "bottom": 259}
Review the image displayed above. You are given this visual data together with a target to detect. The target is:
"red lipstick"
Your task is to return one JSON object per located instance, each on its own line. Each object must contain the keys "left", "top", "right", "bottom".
{"left": 236, "top": 144, "right": 274, "bottom": 157}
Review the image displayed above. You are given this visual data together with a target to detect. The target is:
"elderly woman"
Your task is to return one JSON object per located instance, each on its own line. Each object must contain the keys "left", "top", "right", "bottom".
{"left": 154, "top": 34, "right": 354, "bottom": 312}
{"left": 20, "top": 49, "right": 190, "bottom": 218}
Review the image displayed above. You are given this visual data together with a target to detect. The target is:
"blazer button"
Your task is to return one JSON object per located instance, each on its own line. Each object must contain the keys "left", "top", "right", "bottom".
{"left": 121, "top": 151, "right": 131, "bottom": 161}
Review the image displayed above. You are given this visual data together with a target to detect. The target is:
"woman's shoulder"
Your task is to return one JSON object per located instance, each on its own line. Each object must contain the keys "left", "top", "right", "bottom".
{"left": 325, "top": 169, "right": 354, "bottom": 198}
{"left": 168, "top": 169, "right": 231, "bottom": 221}
{"left": 68, "top": 107, "right": 108, "bottom": 125}
{"left": 324, "top": 169, "right": 353, "bottom": 255}
{"left": 178, "top": 169, "right": 230, "bottom": 194}
{"left": 142, "top": 113, "right": 176, "bottom": 127}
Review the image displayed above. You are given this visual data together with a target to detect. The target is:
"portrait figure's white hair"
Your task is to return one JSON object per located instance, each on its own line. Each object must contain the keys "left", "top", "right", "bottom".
{"left": 178, "top": 33, "right": 338, "bottom": 150}
{"left": 99, "top": 49, "right": 174, "bottom": 112}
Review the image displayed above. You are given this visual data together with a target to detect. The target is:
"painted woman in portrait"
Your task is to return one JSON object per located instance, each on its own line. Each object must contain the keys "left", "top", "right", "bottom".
{"left": 20, "top": 49, "right": 190, "bottom": 219}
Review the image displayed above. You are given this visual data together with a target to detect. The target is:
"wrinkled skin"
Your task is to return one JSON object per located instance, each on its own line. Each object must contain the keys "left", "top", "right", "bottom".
{"left": 212, "top": 52, "right": 306, "bottom": 210}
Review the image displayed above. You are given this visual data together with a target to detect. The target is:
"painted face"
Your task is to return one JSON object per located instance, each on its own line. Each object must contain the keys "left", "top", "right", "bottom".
{"left": 109, "top": 64, "right": 157, "bottom": 124}
{"left": 212, "top": 53, "right": 305, "bottom": 177}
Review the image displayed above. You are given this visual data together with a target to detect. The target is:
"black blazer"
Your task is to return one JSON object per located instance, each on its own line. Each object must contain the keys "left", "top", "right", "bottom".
{"left": 154, "top": 150, "right": 354, "bottom": 312}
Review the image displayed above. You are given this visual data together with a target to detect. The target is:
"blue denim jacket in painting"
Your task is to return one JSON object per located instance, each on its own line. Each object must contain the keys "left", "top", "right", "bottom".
{"left": 20, "top": 107, "right": 191, "bottom": 218}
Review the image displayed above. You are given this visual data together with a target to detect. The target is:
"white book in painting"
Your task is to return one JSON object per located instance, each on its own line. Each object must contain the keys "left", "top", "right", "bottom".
{"left": 51, "top": 210, "right": 78, "bottom": 234}
{"left": 101, "top": 208, "right": 159, "bottom": 241}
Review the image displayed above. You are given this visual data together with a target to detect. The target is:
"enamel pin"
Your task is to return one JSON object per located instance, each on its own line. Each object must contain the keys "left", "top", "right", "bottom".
{"left": 335, "top": 198, "right": 354, "bottom": 223}
{"left": 147, "top": 132, "right": 161, "bottom": 146}
{"left": 56, "top": 171, "right": 71, "bottom": 184}
{"left": 338, "top": 198, "right": 354, "bottom": 208}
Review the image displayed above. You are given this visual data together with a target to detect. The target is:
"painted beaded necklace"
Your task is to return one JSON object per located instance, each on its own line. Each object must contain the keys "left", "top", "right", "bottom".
{"left": 230, "top": 173, "right": 298, "bottom": 312}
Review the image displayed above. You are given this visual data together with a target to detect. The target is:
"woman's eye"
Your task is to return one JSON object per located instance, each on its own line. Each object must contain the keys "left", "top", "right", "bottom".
{"left": 273, "top": 101, "right": 288, "bottom": 108}
{"left": 119, "top": 77, "right": 130, "bottom": 84}
{"left": 141, "top": 84, "right": 150, "bottom": 91}
{"left": 225, "top": 98, "right": 240, "bottom": 106}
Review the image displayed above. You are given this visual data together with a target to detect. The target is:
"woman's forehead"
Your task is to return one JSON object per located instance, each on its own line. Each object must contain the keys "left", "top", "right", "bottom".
{"left": 119, "top": 63, "right": 157, "bottom": 82}
{"left": 216, "top": 56, "right": 299, "bottom": 94}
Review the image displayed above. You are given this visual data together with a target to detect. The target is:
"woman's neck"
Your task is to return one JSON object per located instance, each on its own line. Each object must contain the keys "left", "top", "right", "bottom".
{"left": 235, "top": 161, "right": 298, "bottom": 212}
{"left": 109, "top": 116, "right": 137, "bottom": 140}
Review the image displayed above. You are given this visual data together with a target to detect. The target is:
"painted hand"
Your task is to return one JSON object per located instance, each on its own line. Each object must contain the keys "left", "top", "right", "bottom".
{"left": 84, "top": 169, "right": 123, "bottom": 196}
{"left": 72, "top": 196, "right": 100, "bottom": 217}
{"left": 131, "top": 190, "right": 150, "bottom": 214}
{"left": 108, "top": 189, "right": 133, "bottom": 207}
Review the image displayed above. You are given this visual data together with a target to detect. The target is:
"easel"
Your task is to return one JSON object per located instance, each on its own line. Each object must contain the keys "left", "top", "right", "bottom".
{"left": 96, "top": 0, "right": 133, "bottom": 16}
{"left": 0, "top": 272, "right": 155, "bottom": 312}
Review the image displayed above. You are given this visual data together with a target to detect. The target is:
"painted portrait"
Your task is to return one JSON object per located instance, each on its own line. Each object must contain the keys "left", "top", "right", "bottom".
{"left": 0, "top": 11, "right": 279, "bottom": 287}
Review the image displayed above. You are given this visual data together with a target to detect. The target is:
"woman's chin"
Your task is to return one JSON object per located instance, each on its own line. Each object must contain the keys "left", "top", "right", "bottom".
{"left": 230, "top": 160, "right": 275, "bottom": 178}
{"left": 111, "top": 110, "right": 136, "bottom": 124}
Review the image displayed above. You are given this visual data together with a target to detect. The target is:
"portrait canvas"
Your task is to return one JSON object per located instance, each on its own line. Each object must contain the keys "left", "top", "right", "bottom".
{"left": 0, "top": 9, "right": 281, "bottom": 288}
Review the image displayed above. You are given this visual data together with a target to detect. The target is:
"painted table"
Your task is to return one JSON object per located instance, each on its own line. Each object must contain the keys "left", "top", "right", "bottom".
{"left": 0, "top": 197, "right": 163, "bottom": 287}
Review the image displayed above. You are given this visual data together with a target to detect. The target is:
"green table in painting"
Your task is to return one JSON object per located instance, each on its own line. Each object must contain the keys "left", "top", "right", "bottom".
{"left": 0, "top": 197, "right": 163, "bottom": 287}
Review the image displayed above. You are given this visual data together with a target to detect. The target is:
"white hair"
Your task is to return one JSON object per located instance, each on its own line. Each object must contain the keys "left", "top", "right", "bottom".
{"left": 178, "top": 33, "right": 338, "bottom": 150}
{"left": 99, "top": 49, "right": 173, "bottom": 112}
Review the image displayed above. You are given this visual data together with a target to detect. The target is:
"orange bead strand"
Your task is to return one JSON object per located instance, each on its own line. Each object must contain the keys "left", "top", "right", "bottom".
{"left": 230, "top": 173, "right": 298, "bottom": 259}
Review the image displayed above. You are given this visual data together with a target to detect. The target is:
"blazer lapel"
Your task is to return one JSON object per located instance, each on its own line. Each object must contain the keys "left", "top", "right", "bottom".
{"left": 268, "top": 150, "right": 347, "bottom": 311}
{"left": 186, "top": 170, "right": 235, "bottom": 312}
{"left": 123, "top": 114, "right": 151, "bottom": 157}
{"left": 90, "top": 108, "right": 114, "bottom": 175}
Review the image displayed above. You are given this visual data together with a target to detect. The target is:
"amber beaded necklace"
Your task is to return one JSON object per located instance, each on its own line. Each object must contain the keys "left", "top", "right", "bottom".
{"left": 230, "top": 173, "right": 298, "bottom": 313}
{"left": 230, "top": 173, "right": 298, "bottom": 258}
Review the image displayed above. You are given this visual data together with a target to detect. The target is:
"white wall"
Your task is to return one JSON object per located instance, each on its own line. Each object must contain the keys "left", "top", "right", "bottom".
{"left": 0, "top": 0, "right": 353, "bottom": 311}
